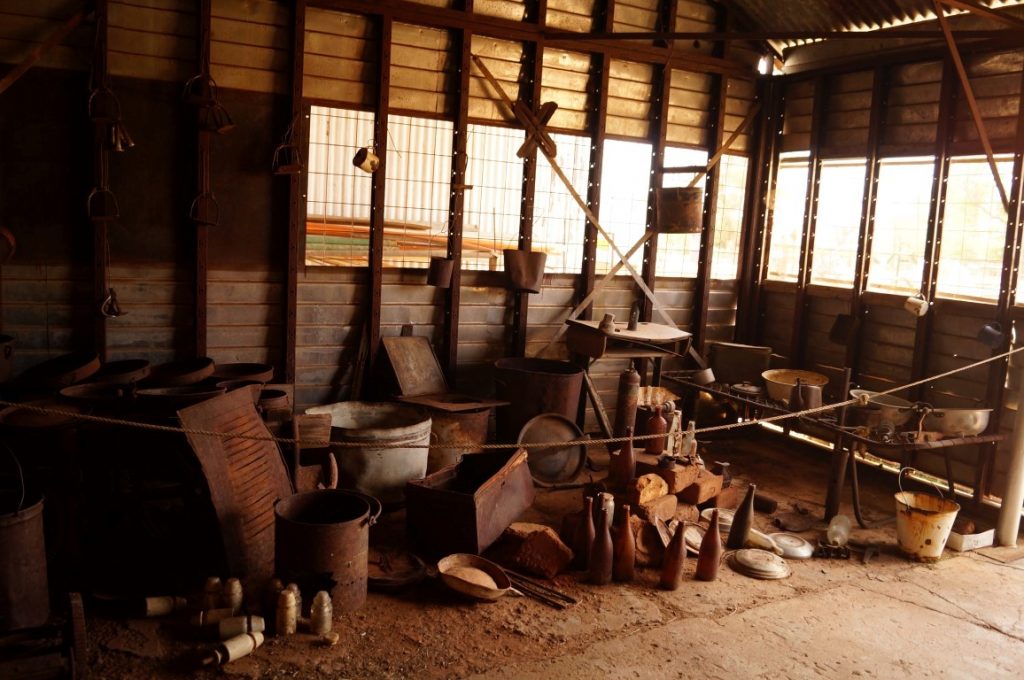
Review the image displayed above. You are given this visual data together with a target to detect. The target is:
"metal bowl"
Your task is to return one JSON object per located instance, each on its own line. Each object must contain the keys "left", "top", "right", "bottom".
{"left": 437, "top": 553, "right": 511, "bottom": 602}
{"left": 849, "top": 389, "right": 915, "bottom": 427}
{"left": 761, "top": 369, "right": 829, "bottom": 405}
{"left": 924, "top": 408, "right": 992, "bottom": 437}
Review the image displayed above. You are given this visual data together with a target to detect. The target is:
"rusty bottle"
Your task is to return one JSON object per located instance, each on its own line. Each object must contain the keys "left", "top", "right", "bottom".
{"left": 609, "top": 426, "right": 636, "bottom": 488}
{"left": 612, "top": 505, "right": 636, "bottom": 583}
{"left": 726, "top": 484, "right": 757, "bottom": 550}
{"left": 645, "top": 405, "right": 668, "bottom": 455}
{"left": 695, "top": 509, "right": 723, "bottom": 582}
{"left": 613, "top": 367, "right": 641, "bottom": 438}
{"left": 588, "top": 503, "right": 613, "bottom": 585}
{"left": 572, "top": 497, "right": 596, "bottom": 571}
{"left": 659, "top": 523, "right": 686, "bottom": 591}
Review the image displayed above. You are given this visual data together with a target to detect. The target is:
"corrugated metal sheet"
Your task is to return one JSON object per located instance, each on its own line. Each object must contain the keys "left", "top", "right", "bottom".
{"left": 667, "top": 68, "right": 713, "bottom": 147}
{"left": 211, "top": 0, "right": 289, "bottom": 95}
{"left": 540, "top": 49, "right": 593, "bottom": 133}
{"left": 606, "top": 58, "right": 654, "bottom": 139}
{"left": 780, "top": 78, "right": 815, "bottom": 152}
{"left": 304, "top": 9, "right": 377, "bottom": 106}
{"left": 881, "top": 60, "right": 942, "bottom": 156}
{"left": 614, "top": 0, "right": 659, "bottom": 33}
{"left": 676, "top": 0, "right": 716, "bottom": 55}
{"left": 0, "top": 0, "right": 93, "bottom": 71}
{"left": 475, "top": 0, "right": 527, "bottom": 22}
{"left": 462, "top": 124, "right": 525, "bottom": 269}
{"left": 108, "top": 0, "right": 195, "bottom": 82}
{"left": 821, "top": 70, "right": 874, "bottom": 157}
{"left": 468, "top": 35, "right": 523, "bottom": 124}
{"left": 390, "top": 22, "right": 454, "bottom": 115}
{"left": 732, "top": 0, "right": 1024, "bottom": 51}
{"left": 952, "top": 50, "right": 1023, "bottom": 152}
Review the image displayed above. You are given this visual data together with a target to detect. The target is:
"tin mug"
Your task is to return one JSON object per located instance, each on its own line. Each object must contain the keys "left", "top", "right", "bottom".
{"left": 904, "top": 294, "right": 929, "bottom": 317}
{"left": 352, "top": 147, "right": 380, "bottom": 173}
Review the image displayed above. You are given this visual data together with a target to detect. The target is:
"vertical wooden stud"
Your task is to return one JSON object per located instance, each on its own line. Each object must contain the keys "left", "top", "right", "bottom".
{"left": 285, "top": 0, "right": 307, "bottom": 385}
{"left": 366, "top": 17, "right": 392, "bottom": 383}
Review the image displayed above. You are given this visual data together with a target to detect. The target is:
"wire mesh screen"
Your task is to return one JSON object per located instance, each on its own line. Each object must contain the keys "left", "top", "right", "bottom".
{"left": 656, "top": 146, "right": 708, "bottom": 278}
{"left": 766, "top": 152, "right": 810, "bottom": 282}
{"left": 532, "top": 132, "right": 592, "bottom": 274}
{"left": 867, "top": 157, "right": 934, "bottom": 295}
{"left": 383, "top": 115, "right": 454, "bottom": 268}
{"left": 305, "top": 106, "right": 374, "bottom": 266}
{"left": 938, "top": 155, "right": 1013, "bottom": 301}
{"left": 596, "top": 138, "right": 653, "bottom": 275}
{"left": 462, "top": 124, "right": 526, "bottom": 270}
{"left": 810, "top": 159, "right": 866, "bottom": 287}
{"left": 712, "top": 153, "right": 749, "bottom": 280}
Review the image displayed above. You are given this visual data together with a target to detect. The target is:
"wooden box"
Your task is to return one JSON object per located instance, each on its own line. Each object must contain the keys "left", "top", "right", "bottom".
{"left": 406, "top": 448, "right": 535, "bottom": 557}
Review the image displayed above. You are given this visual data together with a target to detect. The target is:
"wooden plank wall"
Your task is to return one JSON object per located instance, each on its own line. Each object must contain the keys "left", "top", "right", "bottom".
{"left": 105, "top": 265, "right": 192, "bottom": 366}
{"left": 207, "top": 268, "right": 283, "bottom": 366}
{"left": 455, "top": 271, "right": 512, "bottom": 395}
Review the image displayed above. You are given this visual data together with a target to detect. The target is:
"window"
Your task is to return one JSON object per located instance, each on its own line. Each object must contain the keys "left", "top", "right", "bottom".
{"left": 305, "top": 106, "right": 374, "bottom": 266}
{"left": 532, "top": 132, "right": 592, "bottom": 274}
{"left": 462, "top": 124, "right": 525, "bottom": 271}
{"left": 766, "top": 152, "right": 810, "bottom": 281}
{"left": 936, "top": 155, "right": 1013, "bottom": 301}
{"left": 868, "top": 157, "right": 934, "bottom": 295}
{"left": 595, "top": 139, "right": 654, "bottom": 275}
{"left": 656, "top": 147, "right": 708, "bottom": 278}
{"left": 712, "top": 154, "right": 750, "bottom": 280}
{"left": 810, "top": 159, "right": 866, "bottom": 287}
{"left": 382, "top": 115, "right": 454, "bottom": 268}
{"left": 304, "top": 109, "right": 454, "bottom": 268}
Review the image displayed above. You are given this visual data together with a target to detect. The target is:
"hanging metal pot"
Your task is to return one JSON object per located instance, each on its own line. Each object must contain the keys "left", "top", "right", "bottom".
{"left": 427, "top": 256, "right": 454, "bottom": 288}
{"left": 655, "top": 186, "right": 704, "bottom": 233}
{"left": 503, "top": 249, "right": 546, "bottom": 294}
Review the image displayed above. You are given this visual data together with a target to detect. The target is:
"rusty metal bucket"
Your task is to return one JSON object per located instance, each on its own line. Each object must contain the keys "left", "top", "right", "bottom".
{"left": 427, "top": 256, "right": 455, "bottom": 288}
{"left": 0, "top": 493, "right": 49, "bottom": 632}
{"left": 274, "top": 489, "right": 381, "bottom": 614}
{"left": 427, "top": 408, "right": 490, "bottom": 473}
{"left": 503, "top": 249, "right": 547, "bottom": 293}
{"left": 494, "top": 358, "right": 583, "bottom": 443}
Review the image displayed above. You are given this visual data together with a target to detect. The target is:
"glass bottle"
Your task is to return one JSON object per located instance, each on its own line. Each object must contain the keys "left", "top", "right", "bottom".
{"left": 659, "top": 522, "right": 686, "bottom": 591}
{"left": 588, "top": 504, "right": 613, "bottom": 585}
{"left": 612, "top": 505, "right": 636, "bottom": 583}
{"left": 695, "top": 509, "right": 723, "bottom": 581}
{"left": 609, "top": 426, "right": 636, "bottom": 487}
{"left": 726, "top": 483, "right": 757, "bottom": 550}
{"left": 645, "top": 405, "right": 668, "bottom": 455}
{"left": 572, "top": 497, "right": 596, "bottom": 571}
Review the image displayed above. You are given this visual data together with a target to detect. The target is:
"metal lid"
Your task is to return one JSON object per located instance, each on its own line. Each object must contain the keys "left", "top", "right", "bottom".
{"left": 731, "top": 382, "right": 763, "bottom": 396}
{"left": 684, "top": 523, "right": 706, "bottom": 555}
{"left": 517, "top": 413, "right": 587, "bottom": 486}
{"left": 768, "top": 533, "right": 815, "bottom": 560}
{"left": 702, "top": 507, "right": 735, "bottom": 530}
{"left": 727, "top": 549, "right": 792, "bottom": 580}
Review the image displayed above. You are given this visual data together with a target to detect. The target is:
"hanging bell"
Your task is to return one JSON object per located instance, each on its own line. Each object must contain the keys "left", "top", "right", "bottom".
{"left": 100, "top": 288, "right": 127, "bottom": 318}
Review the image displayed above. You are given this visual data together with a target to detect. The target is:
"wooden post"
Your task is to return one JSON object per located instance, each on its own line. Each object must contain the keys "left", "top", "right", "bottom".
{"left": 511, "top": 2, "right": 545, "bottom": 358}
{"left": 366, "top": 17, "right": 392, "bottom": 385}
{"left": 737, "top": 76, "right": 779, "bottom": 343}
{"left": 193, "top": 0, "right": 212, "bottom": 358}
{"left": 91, "top": 0, "right": 110, "bottom": 361}
{"left": 979, "top": 66, "right": 1024, "bottom": 500}
{"left": 845, "top": 65, "right": 887, "bottom": 381}
{"left": 638, "top": 0, "right": 678, "bottom": 324}
{"left": 284, "top": 0, "right": 307, "bottom": 384}
{"left": 910, "top": 59, "right": 956, "bottom": 402}
{"left": 578, "top": 0, "right": 613, "bottom": 323}
{"left": 789, "top": 75, "right": 827, "bottom": 367}
{"left": 443, "top": 18, "right": 471, "bottom": 384}
{"left": 691, "top": 3, "right": 729, "bottom": 352}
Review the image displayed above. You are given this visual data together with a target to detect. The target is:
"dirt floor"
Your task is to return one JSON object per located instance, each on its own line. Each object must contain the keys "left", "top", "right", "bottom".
{"left": 84, "top": 435, "right": 1024, "bottom": 679}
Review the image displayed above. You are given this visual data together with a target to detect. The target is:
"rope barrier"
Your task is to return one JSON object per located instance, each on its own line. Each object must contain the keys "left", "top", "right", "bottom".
{"left": 1, "top": 343, "right": 1021, "bottom": 451}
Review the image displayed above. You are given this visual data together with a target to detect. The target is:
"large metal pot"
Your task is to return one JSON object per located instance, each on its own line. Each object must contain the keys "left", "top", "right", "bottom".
{"left": 924, "top": 408, "right": 992, "bottom": 437}
{"left": 849, "top": 389, "right": 915, "bottom": 427}
{"left": 761, "top": 369, "right": 828, "bottom": 406}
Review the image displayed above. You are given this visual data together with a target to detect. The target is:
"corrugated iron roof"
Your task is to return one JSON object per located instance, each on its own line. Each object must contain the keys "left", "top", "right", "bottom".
{"left": 728, "top": 0, "right": 1024, "bottom": 50}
